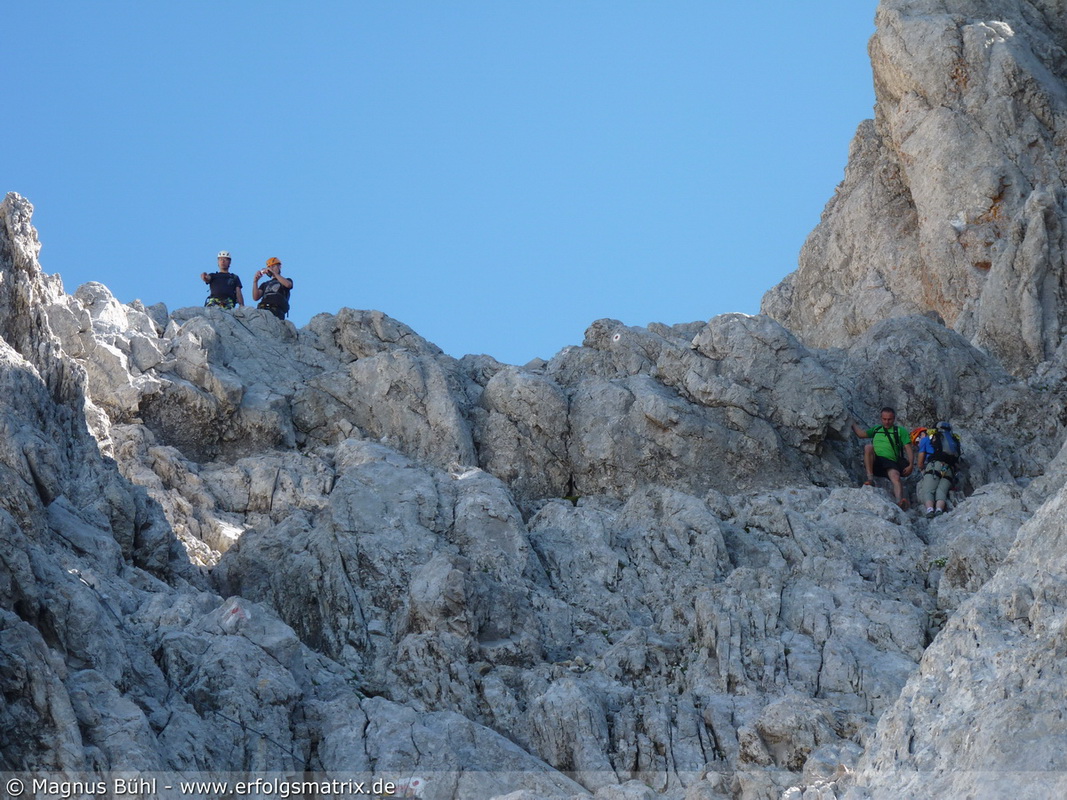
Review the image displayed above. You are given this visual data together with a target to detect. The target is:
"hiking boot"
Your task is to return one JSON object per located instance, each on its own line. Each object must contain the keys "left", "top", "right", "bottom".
{"left": 925, "top": 508, "right": 935, "bottom": 519}
{"left": 934, "top": 508, "right": 944, "bottom": 516}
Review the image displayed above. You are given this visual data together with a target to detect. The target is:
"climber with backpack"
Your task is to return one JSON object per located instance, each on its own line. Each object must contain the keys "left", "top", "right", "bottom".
{"left": 916, "top": 421, "right": 963, "bottom": 519}
{"left": 852, "top": 407, "right": 914, "bottom": 509}
{"left": 253, "top": 257, "right": 293, "bottom": 320}
{"left": 201, "top": 250, "right": 244, "bottom": 309}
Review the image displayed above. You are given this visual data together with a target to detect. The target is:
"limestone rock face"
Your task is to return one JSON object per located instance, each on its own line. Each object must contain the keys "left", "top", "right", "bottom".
{"left": 6, "top": 184, "right": 1067, "bottom": 800}
{"left": 5, "top": 2, "right": 1067, "bottom": 794}
{"left": 844, "top": 484, "right": 1067, "bottom": 800}
{"left": 546, "top": 316, "right": 855, "bottom": 500}
{"left": 763, "top": 0, "right": 1067, "bottom": 376}
{"left": 0, "top": 194, "right": 590, "bottom": 798}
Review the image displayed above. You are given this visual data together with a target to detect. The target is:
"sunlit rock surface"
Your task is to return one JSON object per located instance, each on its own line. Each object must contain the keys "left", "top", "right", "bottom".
{"left": 4, "top": 1, "right": 1067, "bottom": 798}
{"left": 763, "top": 0, "right": 1067, "bottom": 378}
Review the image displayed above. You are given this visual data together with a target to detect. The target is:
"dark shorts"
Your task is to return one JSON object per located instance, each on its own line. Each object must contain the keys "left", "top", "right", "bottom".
{"left": 873, "top": 455, "right": 907, "bottom": 478}
{"left": 258, "top": 301, "right": 286, "bottom": 320}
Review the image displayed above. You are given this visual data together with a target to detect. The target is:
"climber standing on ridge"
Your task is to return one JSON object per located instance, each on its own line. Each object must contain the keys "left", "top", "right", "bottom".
{"left": 852, "top": 407, "right": 913, "bottom": 509}
{"left": 201, "top": 250, "right": 244, "bottom": 309}
{"left": 253, "top": 257, "right": 293, "bottom": 320}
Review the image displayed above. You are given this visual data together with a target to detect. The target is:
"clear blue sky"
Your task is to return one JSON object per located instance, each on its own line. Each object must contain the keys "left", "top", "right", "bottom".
{"left": 6, "top": 2, "right": 876, "bottom": 365}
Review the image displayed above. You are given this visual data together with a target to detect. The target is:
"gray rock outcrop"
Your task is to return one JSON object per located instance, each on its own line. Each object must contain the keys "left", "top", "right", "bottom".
{"left": 763, "top": 0, "right": 1067, "bottom": 377}
{"left": 5, "top": 1, "right": 1067, "bottom": 798}
{"left": 842, "top": 480, "right": 1067, "bottom": 800}
{"left": 5, "top": 176, "right": 1067, "bottom": 799}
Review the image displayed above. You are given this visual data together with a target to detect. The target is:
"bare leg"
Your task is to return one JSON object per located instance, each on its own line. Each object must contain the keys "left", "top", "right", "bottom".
{"left": 863, "top": 444, "right": 875, "bottom": 482}
{"left": 888, "top": 469, "right": 907, "bottom": 508}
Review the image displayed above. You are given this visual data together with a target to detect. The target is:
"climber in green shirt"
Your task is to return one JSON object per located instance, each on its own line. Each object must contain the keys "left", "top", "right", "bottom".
{"left": 852, "top": 406, "right": 914, "bottom": 509}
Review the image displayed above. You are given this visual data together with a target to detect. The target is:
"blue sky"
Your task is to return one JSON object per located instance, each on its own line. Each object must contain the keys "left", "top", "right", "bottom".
{"left": 6, "top": 2, "right": 876, "bottom": 365}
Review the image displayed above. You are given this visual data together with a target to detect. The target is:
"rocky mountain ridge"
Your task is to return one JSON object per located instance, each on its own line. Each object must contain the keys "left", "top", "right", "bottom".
{"left": 4, "top": 1, "right": 1067, "bottom": 798}
{"left": 762, "top": 0, "right": 1067, "bottom": 377}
